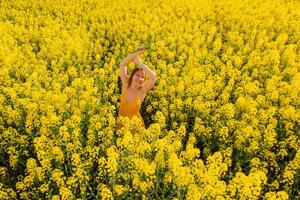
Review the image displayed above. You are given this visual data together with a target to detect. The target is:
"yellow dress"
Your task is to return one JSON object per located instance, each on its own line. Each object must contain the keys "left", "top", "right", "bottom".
{"left": 116, "top": 86, "right": 146, "bottom": 130}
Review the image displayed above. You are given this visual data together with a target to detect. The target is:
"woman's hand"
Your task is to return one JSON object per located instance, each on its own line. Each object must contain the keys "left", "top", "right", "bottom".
{"left": 134, "top": 45, "right": 146, "bottom": 65}
{"left": 137, "top": 45, "right": 147, "bottom": 55}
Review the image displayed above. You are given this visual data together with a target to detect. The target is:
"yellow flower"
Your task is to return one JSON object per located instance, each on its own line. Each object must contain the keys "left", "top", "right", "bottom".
{"left": 52, "top": 195, "right": 60, "bottom": 200}
{"left": 186, "top": 184, "right": 201, "bottom": 200}
{"left": 99, "top": 184, "right": 113, "bottom": 200}
{"left": 51, "top": 169, "right": 65, "bottom": 187}
{"left": 132, "top": 174, "right": 153, "bottom": 193}
{"left": 7, "top": 146, "right": 18, "bottom": 169}
{"left": 265, "top": 192, "right": 277, "bottom": 200}
{"left": 52, "top": 146, "right": 64, "bottom": 163}
{"left": 153, "top": 111, "right": 166, "bottom": 128}
{"left": 66, "top": 176, "right": 77, "bottom": 186}
{"left": 59, "top": 186, "right": 73, "bottom": 200}
{"left": 0, "top": 183, "right": 17, "bottom": 199}
{"left": 276, "top": 191, "right": 289, "bottom": 200}
{"left": 26, "top": 158, "right": 37, "bottom": 174}
{"left": 219, "top": 103, "right": 235, "bottom": 119}
{"left": 105, "top": 146, "right": 119, "bottom": 177}
{"left": 113, "top": 185, "right": 127, "bottom": 196}
{"left": 180, "top": 135, "right": 200, "bottom": 162}
{"left": 39, "top": 183, "right": 49, "bottom": 193}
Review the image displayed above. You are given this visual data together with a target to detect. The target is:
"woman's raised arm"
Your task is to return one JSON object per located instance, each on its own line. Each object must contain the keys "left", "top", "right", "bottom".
{"left": 119, "top": 46, "right": 147, "bottom": 85}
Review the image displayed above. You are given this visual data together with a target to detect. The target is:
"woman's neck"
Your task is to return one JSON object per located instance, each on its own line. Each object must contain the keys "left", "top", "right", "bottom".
{"left": 128, "top": 84, "right": 140, "bottom": 93}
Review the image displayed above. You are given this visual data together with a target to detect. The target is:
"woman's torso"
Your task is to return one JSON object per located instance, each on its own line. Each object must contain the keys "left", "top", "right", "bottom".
{"left": 122, "top": 85, "right": 145, "bottom": 105}
{"left": 118, "top": 85, "right": 145, "bottom": 117}
{"left": 117, "top": 85, "right": 146, "bottom": 129}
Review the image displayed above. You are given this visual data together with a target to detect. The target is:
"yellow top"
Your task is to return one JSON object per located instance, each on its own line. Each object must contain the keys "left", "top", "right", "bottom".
{"left": 116, "top": 86, "right": 146, "bottom": 130}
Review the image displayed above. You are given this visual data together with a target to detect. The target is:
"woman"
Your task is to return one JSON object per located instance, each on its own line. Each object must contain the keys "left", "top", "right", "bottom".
{"left": 116, "top": 45, "right": 157, "bottom": 130}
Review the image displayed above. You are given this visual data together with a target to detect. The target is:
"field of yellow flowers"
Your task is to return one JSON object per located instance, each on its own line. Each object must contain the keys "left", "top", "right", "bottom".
{"left": 0, "top": 0, "right": 299, "bottom": 199}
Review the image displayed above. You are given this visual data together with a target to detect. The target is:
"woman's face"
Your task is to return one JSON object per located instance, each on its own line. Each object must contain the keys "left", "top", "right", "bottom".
{"left": 133, "top": 70, "right": 145, "bottom": 86}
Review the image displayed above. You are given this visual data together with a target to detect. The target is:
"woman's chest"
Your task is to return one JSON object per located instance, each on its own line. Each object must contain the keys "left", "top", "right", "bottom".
{"left": 123, "top": 88, "right": 145, "bottom": 105}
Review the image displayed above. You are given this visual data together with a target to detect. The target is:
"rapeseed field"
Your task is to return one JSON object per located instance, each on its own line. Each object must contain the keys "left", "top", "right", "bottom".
{"left": 0, "top": 0, "right": 299, "bottom": 199}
